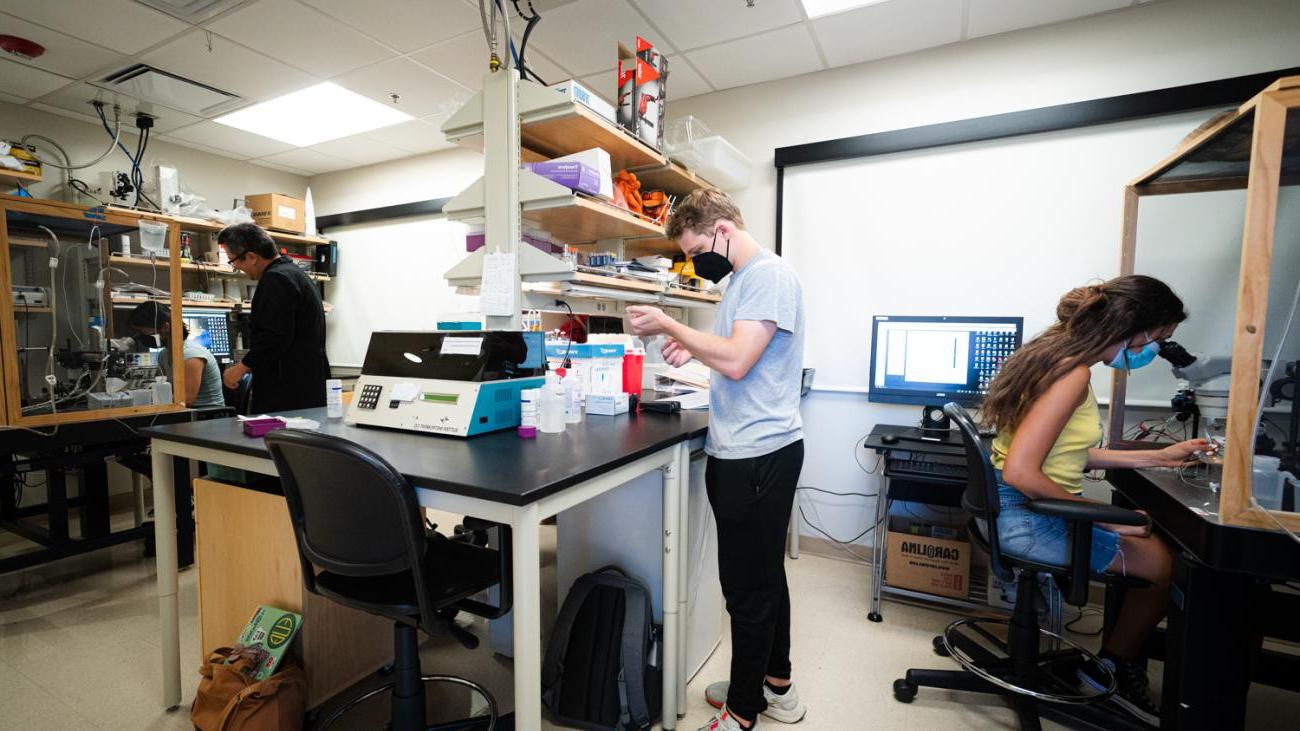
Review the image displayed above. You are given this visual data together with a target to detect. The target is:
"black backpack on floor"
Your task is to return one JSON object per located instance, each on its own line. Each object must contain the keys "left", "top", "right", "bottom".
{"left": 542, "top": 566, "right": 662, "bottom": 730}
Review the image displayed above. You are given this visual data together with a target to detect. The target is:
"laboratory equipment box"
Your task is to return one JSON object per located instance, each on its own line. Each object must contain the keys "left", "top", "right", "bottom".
{"left": 246, "top": 193, "right": 305, "bottom": 234}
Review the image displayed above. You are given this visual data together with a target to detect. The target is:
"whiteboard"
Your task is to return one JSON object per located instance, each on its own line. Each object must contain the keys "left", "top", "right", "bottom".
{"left": 322, "top": 215, "right": 480, "bottom": 367}
{"left": 781, "top": 110, "right": 1300, "bottom": 404}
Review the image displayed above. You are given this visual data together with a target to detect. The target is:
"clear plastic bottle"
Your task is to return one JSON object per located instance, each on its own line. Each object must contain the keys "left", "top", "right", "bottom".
{"left": 326, "top": 379, "right": 344, "bottom": 419}
{"left": 540, "top": 373, "right": 566, "bottom": 433}
{"left": 151, "top": 375, "right": 173, "bottom": 405}
{"left": 560, "top": 368, "right": 583, "bottom": 424}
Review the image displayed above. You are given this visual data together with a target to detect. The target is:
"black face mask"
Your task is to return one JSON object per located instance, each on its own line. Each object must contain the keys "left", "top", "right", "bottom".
{"left": 692, "top": 229, "right": 732, "bottom": 284}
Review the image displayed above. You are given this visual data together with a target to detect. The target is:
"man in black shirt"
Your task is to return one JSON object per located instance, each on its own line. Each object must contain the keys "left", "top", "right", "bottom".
{"left": 218, "top": 222, "right": 328, "bottom": 413}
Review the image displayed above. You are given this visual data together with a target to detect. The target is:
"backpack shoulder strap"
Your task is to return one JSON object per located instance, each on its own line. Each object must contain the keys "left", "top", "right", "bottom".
{"left": 618, "top": 581, "right": 653, "bottom": 729}
{"left": 542, "top": 575, "right": 601, "bottom": 697}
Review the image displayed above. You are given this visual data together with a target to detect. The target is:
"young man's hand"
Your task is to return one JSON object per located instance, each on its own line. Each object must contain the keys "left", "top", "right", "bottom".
{"left": 661, "top": 336, "right": 693, "bottom": 367}
{"left": 626, "top": 305, "right": 673, "bottom": 337}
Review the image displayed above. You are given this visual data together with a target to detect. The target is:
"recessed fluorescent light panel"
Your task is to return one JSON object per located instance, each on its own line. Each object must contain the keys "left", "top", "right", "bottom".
{"left": 801, "top": 0, "right": 892, "bottom": 19}
{"left": 214, "top": 82, "right": 414, "bottom": 147}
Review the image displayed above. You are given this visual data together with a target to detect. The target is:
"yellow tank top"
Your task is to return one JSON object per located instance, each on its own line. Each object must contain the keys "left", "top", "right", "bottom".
{"left": 990, "top": 385, "right": 1103, "bottom": 494}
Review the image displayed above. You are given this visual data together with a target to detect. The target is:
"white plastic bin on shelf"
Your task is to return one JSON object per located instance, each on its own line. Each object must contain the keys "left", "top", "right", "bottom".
{"left": 670, "top": 136, "right": 751, "bottom": 190}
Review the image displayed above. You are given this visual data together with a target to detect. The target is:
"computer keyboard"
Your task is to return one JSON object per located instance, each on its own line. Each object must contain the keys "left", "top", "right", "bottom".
{"left": 887, "top": 455, "right": 968, "bottom": 479}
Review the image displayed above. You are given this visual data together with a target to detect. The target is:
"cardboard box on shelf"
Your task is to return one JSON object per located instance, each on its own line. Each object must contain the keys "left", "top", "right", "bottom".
{"left": 617, "top": 37, "right": 667, "bottom": 151}
{"left": 246, "top": 193, "right": 305, "bottom": 234}
{"left": 885, "top": 516, "right": 971, "bottom": 600}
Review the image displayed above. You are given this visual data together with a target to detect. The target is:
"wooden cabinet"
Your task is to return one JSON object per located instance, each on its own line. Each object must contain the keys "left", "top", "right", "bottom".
{"left": 193, "top": 478, "right": 393, "bottom": 708}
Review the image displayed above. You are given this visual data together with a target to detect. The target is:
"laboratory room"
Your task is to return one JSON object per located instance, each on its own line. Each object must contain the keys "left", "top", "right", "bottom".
{"left": 4, "top": 1, "right": 1300, "bottom": 730}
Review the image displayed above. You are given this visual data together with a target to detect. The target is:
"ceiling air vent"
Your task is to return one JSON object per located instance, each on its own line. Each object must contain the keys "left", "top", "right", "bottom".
{"left": 97, "top": 64, "right": 240, "bottom": 116}
{"left": 133, "top": 0, "right": 248, "bottom": 23}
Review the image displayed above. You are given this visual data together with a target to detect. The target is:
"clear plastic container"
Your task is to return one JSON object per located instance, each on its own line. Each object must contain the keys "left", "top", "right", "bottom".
{"left": 540, "top": 373, "right": 566, "bottom": 434}
{"left": 669, "top": 135, "right": 751, "bottom": 190}
{"left": 151, "top": 375, "right": 172, "bottom": 405}
{"left": 138, "top": 220, "right": 168, "bottom": 254}
{"left": 663, "top": 115, "right": 715, "bottom": 156}
{"left": 326, "top": 379, "right": 344, "bottom": 419}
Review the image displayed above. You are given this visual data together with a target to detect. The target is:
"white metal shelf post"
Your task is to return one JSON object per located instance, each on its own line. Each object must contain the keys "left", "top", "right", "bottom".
{"left": 482, "top": 68, "right": 523, "bottom": 331}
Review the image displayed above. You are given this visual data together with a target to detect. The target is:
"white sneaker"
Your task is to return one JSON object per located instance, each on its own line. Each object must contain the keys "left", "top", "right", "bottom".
{"left": 705, "top": 681, "right": 807, "bottom": 724}
{"left": 698, "top": 707, "right": 754, "bottom": 730}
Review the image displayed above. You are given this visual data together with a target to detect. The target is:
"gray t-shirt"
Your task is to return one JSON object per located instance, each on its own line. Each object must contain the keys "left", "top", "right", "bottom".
{"left": 161, "top": 341, "right": 225, "bottom": 408}
{"left": 706, "top": 248, "right": 805, "bottom": 459}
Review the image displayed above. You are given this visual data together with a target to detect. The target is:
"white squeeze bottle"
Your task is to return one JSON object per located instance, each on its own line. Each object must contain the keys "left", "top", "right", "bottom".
{"left": 560, "top": 367, "right": 583, "bottom": 424}
{"left": 151, "top": 375, "right": 173, "bottom": 405}
{"left": 540, "top": 373, "right": 566, "bottom": 433}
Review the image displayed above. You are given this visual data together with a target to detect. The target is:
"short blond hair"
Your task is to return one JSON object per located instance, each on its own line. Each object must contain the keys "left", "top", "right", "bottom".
{"left": 665, "top": 188, "right": 745, "bottom": 240}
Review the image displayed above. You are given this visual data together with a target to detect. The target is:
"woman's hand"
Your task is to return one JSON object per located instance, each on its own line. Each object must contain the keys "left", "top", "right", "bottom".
{"left": 1102, "top": 509, "right": 1152, "bottom": 537}
{"left": 1153, "top": 438, "right": 1214, "bottom": 467}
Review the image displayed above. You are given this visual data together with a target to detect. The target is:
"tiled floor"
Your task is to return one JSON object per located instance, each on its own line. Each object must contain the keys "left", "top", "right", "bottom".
{"left": 1, "top": 530, "right": 1297, "bottom": 730}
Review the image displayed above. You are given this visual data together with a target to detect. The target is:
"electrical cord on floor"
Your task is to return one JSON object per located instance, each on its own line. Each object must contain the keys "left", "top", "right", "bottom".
{"left": 796, "top": 499, "right": 883, "bottom": 563}
{"left": 1064, "top": 606, "right": 1104, "bottom": 637}
{"left": 796, "top": 486, "right": 877, "bottom": 499}
{"left": 855, "top": 434, "right": 883, "bottom": 475}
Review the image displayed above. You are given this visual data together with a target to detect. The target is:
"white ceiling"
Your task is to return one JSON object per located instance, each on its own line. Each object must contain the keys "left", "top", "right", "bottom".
{"left": 0, "top": 0, "right": 1162, "bottom": 176}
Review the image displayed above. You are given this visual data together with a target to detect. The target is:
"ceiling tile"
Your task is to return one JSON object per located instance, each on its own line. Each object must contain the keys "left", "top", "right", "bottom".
{"left": 334, "top": 57, "right": 467, "bottom": 118}
{"left": 0, "top": 0, "right": 190, "bottom": 55}
{"left": 0, "top": 91, "right": 27, "bottom": 104}
{"left": 0, "top": 57, "right": 73, "bottom": 99}
{"left": 630, "top": 0, "right": 804, "bottom": 52}
{"left": 206, "top": 0, "right": 395, "bottom": 78}
{"left": 410, "top": 33, "right": 567, "bottom": 92}
{"left": 812, "top": 0, "right": 964, "bottom": 68}
{"left": 364, "top": 118, "right": 453, "bottom": 153}
{"left": 257, "top": 147, "right": 352, "bottom": 174}
{"left": 248, "top": 159, "right": 312, "bottom": 177}
{"left": 153, "top": 134, "right": 240, "bottom": 159}
{"left": 302, "top": 0, "right": 482, "bottom": 53}
{"left": 0, "top": 13, "right": 127, "bottom": 78}
{"left": 966, "top": 0, "right": 1132, "bottom": 39}
{"left": 307, "top": 135, "right": 411, "bottom": 165}
{"left": 164, "top": 120, "right": 295, "bottom": 158}
{"left": 141, "top": 29, "right": 318, "bottom": 103}
{"left": 684, "top": 24, "right": 822, "bottom": 92}
{"left": 30, "top": 82, "right": 203, "bottom": 133}
{"left": 526, "top": 0, "right": 675, "bottom": 76}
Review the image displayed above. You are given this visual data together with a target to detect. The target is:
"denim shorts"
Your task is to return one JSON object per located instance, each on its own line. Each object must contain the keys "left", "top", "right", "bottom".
{"left": 993, "top": 471, "right": 1123, "bottom": 576}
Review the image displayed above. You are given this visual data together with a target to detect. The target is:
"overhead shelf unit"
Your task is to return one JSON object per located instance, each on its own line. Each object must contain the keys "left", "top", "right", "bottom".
{"left": 0, "top": 168, "right": 42, "bottom": 192}
{"left": 441, "top": 72, "right": 717, "bottom": 322}
{"left": 1108, "top": 75, "right": 1300, "bottom": 533}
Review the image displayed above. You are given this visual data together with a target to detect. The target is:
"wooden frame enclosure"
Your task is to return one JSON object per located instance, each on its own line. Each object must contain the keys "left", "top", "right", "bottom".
{"left": 1108, "top": 76, "right": 1300, "bottom": 532}
{"left": 0, "top": 195, "right": 185, "bottom": 427}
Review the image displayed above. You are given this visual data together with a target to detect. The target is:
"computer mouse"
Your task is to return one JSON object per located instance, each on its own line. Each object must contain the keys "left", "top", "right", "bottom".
{"left": 881, "top": 434, "right": 900, "bottom": 445}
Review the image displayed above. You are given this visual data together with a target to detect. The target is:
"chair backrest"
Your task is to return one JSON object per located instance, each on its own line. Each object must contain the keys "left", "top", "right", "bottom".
{"left": 944, "top": 403, "right": 1013, "bottom": 581}
{"left": 224, "top": 371, "right": 252, "bottom": 415}
{"left": 264, "top": 430, "right": 433, "bottom": 611}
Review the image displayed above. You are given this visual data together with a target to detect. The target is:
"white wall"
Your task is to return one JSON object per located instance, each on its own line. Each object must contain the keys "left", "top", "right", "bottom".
{"left": 0, "top": 102, "right": 308, "bottom": 207}
{"left": 667, "top": 0, "right": 1300, "bottom": 549}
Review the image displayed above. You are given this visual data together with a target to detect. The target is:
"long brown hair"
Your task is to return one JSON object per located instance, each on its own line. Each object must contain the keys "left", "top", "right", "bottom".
{"left": 981, "top": 275, "right": 1187, "bottom": 433}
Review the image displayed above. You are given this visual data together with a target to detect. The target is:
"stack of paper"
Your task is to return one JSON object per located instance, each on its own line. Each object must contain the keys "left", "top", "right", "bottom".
{"left": 658, "top": 361, "right": 711, "bottom": 391}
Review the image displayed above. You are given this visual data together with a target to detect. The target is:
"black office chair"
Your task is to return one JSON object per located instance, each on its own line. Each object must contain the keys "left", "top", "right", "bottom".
{"left": 265, "top": 429, "right": 511, "bottom": 731}
{"left": 892, "top": 403, "right": 1153, "bottom": 730}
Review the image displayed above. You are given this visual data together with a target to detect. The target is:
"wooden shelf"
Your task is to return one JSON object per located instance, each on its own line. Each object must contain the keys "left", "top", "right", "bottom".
{"left": 522, "top": 103, "right": 662, "bottom": 172}
{"left": 665, "top": 286, "right": 721, "bottom": 304}
{"left": 0, "top": 169, "right": 42, "bottom": 190}
{"left": 523, "top": 272, "right": 720, "bottom": 306}
{"left": 12, "top": 306, "right": 52, "bottom": 314}
{"left": 7, "top": 235, "right": 48, "bottom": 248}
{"left": 109, "top": 254, "right": 330, "bottom": 281}
{"left": 112, "top": 296, "right": 240, "bottom": 310}
{"left": 572, "top": 271, "right": 665, "bottom": 293}
{"left": 525, "top": 196, "right": 663, "bottom": 243}
{"left": 629, "top": 160, "right": 715, "bottom": 198}
{"left": 118, "top": 209, "right": 332, "bottom": 247}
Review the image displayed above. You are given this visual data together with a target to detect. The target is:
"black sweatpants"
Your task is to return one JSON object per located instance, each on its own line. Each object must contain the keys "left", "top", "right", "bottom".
{"left": 706, "top": 439, "right": 804, "bottom": 721}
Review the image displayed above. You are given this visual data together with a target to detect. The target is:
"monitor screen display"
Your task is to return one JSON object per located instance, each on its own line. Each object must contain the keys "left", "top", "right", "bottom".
{"left": 183, "top": 308, "right": 232, "bottom": 357}
{"left": 868, "top": 315, "right": 1023, "bottom": 406}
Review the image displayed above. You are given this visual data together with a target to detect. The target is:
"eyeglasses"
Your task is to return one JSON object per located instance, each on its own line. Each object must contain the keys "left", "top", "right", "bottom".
{"left": 227, "top": 249, "right": 250, "bottom": 265}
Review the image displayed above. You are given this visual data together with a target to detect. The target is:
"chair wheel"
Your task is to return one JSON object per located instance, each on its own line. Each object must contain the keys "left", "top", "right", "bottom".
{"left": 868, "top": 611, "right": 883, "bottom": 623}
{"left": 932, "top": 636, "right": 950, "bottom": 657}
{"left": 893, "top": 678, "right": 917, "bottom": 703}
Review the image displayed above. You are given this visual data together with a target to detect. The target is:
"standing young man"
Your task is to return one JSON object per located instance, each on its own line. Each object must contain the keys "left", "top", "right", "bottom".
{"left": 627, "top": 189, "right": 806, "bottom": 731}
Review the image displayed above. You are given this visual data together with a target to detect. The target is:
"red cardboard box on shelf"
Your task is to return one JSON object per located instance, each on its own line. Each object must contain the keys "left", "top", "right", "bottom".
{"left": 617, "top": 37, "right": 667, "bottom": 151}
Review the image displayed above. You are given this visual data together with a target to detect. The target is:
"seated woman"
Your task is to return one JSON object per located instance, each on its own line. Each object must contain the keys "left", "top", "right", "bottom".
{"left": 981, "top": 275, "right": 1210, "bottom": 726}
{"left": 128, "top": 302, "right": 225, "bottom": 409}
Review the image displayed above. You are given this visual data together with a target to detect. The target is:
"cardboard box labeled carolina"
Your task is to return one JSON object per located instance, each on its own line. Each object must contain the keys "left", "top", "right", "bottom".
{"left": 246, "top": 193, "right": 305, "bottom": 234}
{"left": 885, "top": 517, "right": 970, "bottom": 600}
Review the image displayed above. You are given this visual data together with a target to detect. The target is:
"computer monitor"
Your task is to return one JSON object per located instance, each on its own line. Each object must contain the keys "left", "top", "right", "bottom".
{"left": 868, "top": 315, "right": 1024, "bottom": 406}
{"left": 182, "top": 308, "right": 233, "bottom": 359}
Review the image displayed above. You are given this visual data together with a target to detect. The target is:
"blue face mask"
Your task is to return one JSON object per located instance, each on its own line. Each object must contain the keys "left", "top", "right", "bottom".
{"left": 1107, "top": 334, "right": 1161, "bottom": 370}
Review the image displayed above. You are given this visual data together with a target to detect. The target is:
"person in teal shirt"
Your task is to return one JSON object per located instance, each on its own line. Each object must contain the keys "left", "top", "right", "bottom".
{"left": 127, "top": 302, "right": 225, "bottom": 408}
